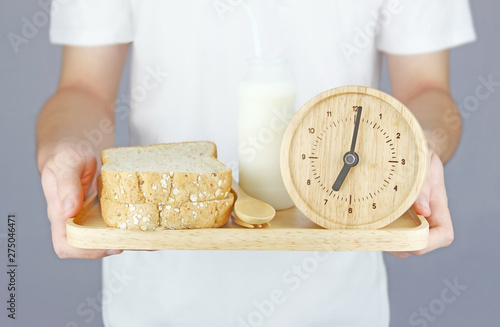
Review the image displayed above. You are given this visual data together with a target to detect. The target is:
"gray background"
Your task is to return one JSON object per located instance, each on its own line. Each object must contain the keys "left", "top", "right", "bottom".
{"left": 0, "top": 1, "right": 498, "bottom": 326}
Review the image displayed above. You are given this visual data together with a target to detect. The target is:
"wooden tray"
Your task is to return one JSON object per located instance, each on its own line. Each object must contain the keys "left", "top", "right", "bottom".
{"left": 66, "top": 194, "right": 428, "bottom": 251}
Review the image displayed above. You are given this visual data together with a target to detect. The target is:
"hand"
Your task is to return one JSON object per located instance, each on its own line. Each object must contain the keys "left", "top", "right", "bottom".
{"left": 388, "top": 149, "right": 454, "bottom": 258}
{"left": 40, "top": 141, "right": 123, "bottom": 259}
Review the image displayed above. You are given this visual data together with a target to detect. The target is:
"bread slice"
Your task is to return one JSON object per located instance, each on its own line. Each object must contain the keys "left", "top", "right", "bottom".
{"left": 100, "top": 142, "right": 232, "bottom": 204}
{"left": 100, "top": 193, "right": 234, "bottom": 231}
{"left": 98, "top": 142, "right": 235, "bottom": 230}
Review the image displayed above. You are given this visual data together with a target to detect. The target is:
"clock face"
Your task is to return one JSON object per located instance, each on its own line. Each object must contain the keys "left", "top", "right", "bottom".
{"left": 281, "top": 86, "right": 428, "bottom": 229}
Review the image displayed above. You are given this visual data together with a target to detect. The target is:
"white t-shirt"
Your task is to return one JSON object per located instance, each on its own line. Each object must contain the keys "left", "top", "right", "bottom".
{"left": 50, "top": 1, "right": 475, "bottom": 326}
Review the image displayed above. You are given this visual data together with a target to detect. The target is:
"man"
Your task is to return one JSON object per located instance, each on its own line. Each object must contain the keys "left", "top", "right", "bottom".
{"left": 37, "top": 1, "right": 475, "bottom": 325}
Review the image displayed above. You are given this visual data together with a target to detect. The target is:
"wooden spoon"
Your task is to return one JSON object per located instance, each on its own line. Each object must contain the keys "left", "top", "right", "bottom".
{"left": 231, "top": 180, "right": 276, "bottom": 227}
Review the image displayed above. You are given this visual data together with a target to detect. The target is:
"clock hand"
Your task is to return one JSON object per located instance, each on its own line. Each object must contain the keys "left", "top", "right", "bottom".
{"left": 332, "top": 161, "right": 352, "bottom": 191}
{"left": 332, "top": 106, "right": 362, "bottom": 191}
{"left": 349, "top": 106, "right": 363, "bottom": 153}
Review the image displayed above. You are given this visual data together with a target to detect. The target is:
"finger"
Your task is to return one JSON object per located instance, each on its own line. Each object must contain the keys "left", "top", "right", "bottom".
{"left": 412, "top": 158, "right": 432, "bottom": 217}
{"left": 412, "top": 194, "right": 431, "bottom": 217}
{"left": 51, "top": 151, "right": 86, "bottom": 218}
{"left": 411, "top": 217, "right": 453, "bottom": 257}
{"left": 86, "top": 171, "right": 98, "bottom": 198}
{"left": 81, "top": 156, "right": 98, "bottom": 198}
{"left": 386, "top": 251, "right": 411, "bottom": 259}
{"left": 41, "top": 165, "right": 62, "bottom": 221}
{"left": 427, "top": 155, "right": 450, "bottom": 227}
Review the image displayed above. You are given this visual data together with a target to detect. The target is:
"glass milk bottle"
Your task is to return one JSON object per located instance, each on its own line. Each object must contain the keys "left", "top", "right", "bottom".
{"left": 238, "top": 58, "right": 296, "bottom": 210}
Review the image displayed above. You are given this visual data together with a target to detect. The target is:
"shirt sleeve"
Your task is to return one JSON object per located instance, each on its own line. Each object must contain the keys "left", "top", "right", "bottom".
{"left": 376, "top": 0, "right": 476, "bottom": 55}
{"left": 49, "top": 0, "right": 133, "bottom": 45}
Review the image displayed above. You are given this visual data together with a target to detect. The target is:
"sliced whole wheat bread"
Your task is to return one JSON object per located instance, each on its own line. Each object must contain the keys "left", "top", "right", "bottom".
{"left": 100, "top": 194, "right": 234, "bottom": 231}
{"left": 99, "top": 141, "right": 234, "bottom": 230}
{"left": 100, "top": 142, "right": 232, "bottom": 204}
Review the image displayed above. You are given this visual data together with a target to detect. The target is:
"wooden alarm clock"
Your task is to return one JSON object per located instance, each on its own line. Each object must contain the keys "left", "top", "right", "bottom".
{"left": 281, "top": 86, "right": 428, "bottom": 229}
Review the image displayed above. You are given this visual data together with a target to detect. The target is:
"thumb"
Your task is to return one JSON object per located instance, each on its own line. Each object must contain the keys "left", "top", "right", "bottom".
{"left": 413, "top": 194, "right": 431, "bottom": 217}
{"left": 53, "top": 160, "right": 85, "bottom": 219}
{"left": 412, "top": 152, "right": 433, "bottom": 217}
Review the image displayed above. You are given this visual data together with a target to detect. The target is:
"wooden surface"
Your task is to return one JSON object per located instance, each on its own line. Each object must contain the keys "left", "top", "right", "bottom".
{"left": 281, "top": 86, "right": 428, "bottom": 230}
{"left": 66, "top": 194, "right": 429, "bottom": 251}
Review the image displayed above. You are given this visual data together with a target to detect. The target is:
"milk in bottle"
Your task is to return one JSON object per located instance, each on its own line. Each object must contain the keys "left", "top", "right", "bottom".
{"left": 238, "top": 58, "right": 296, "bottom": 210}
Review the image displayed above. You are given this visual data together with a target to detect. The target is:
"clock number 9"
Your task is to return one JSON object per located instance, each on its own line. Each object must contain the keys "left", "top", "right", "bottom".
{"left": 302, "top": 154, "right": 306, "bottom": 160}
